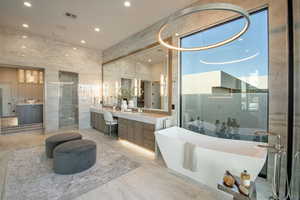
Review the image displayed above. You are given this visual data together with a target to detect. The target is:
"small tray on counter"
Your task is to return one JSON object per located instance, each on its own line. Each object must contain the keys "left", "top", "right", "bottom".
{"left": 217, "top": 176, "right": 256, "bottom": 200}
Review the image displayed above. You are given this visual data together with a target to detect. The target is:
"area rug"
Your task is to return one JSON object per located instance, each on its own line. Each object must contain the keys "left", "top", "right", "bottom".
{"left": 4, "top": 134, "right": 140, "bottom": 200}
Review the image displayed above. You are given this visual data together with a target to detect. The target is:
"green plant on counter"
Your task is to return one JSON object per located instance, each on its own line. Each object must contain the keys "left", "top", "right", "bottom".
{"left": 118, "top": 88, "right": 135, "bottom": 101}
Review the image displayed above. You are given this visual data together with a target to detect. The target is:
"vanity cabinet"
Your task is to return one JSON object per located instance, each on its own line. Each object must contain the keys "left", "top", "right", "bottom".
{"left": 16, "top": 104, "right": 43, "bottom": 125}
{"left": 91, "top": 112, "right": 106, "bottom": 133}
{"left": 118, "top": 117, "right": 155, "bottom": 151}
{"left": 90, "top": 111, "right": 157, "bottom": 151}
{"left": 118, "top": 120, "right": 128, "bottom": 139}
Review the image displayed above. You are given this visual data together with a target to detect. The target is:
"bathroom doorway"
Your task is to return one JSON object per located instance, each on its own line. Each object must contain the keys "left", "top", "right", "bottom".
{"left": 0, "top": 66, "right": 44, "bottom": 134}
{"left": 58, "top": 71, "right": 79, "bottom": 129}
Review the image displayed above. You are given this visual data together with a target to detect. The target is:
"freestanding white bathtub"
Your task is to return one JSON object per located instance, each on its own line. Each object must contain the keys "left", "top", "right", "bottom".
{"left": 155, "top": 127, "right": 267, "bottom": 190}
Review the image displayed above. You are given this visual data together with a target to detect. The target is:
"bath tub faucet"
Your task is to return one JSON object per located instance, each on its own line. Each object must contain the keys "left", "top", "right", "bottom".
{"left": 254, "top": 131, "right": 285, "bottom": 200}
{"left": 255, "top": 131, "right": 284, "bottom": 153}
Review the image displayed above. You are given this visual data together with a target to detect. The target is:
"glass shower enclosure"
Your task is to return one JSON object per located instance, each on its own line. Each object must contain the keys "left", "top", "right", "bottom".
{"left": 58, "top": 71, "right": 79, "bottom": 128}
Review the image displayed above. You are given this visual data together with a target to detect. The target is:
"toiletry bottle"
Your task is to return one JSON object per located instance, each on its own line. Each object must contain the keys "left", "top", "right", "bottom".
{"left": 200, "top": 120, "right": 205, "bottom": 134}
{"left": 196, "top": 116, "right": 200, "bottom": 127}
{"left": 232, "top": 118, "right": 238, "bottom": 134}
{"left": 215, "top": 120, "right": 220, "bottom": 136}
{"left": 226, "top": 117, "right": 232, "bottom": 134}
{"left": 241, "top": 170, "right": 251, "bottom": 188}
{"left": 220, "top": 122, "right": 226, "bottom": 137}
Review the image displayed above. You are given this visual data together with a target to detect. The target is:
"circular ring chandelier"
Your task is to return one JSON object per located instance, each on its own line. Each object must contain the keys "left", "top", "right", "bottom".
{"left": 157, "top": 3, "right": 251, "bottom": 51}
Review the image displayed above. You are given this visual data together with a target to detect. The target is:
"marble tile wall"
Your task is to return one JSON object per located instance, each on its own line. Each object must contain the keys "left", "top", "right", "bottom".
{"left": 102, "top": 0, "right": 289, "bottom": 187}
{"left": 292, "top": 0, "right": 300, "bottom": 198}
{"left": 0, "top": 26, "right": 102, "bottom": 132}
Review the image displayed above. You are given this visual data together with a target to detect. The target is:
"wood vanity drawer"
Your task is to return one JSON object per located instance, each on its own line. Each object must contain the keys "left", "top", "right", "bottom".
{"left": 127, "top": 125, "right": 134, "bottom": 142}
{"left": 118, "top": 123, "right": 128, "bottom": 139}
{"left": 143, "top": 129, "right": 155, "bottom": 140}
{"left": 117, "top": 118, "right": 155, "bottom": 152}
{"left": 143, "top": 123, "right": 155, "bottom": 131}
{"left": 133, "top": 121, "right": 144, "bottom": 146}
{"left": 90, "top": 112, "right": 95, "bottom": 127}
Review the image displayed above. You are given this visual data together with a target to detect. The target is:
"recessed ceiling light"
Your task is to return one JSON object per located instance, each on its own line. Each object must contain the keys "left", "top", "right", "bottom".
{"left": 148, "top": 59, "right": 152, "bottom": 63}
{"left": 22, "top": 24, "right": 29, "bottom": 28}
{"left": 73, "top": 47, "right": 77, "bottom": 50}
{"left": 94, "top": 27, "right": 100, "bottom": 32}
{"left": 24, "top": 2, "right": 32, "bottom": 7}
{"left": 175, "top": 33, "right": 179, "bottom": 36}
{"left": 124, "top": 1, "right": 131, "bottom": 7}
{"left": 22, "top": 35, "right": 28, "bottom": 39}
{"left": 21, "top": 45, "right": 26, "bottom": 49}
{"left": 81, "top": 40, "right": 86, "bottom": 44}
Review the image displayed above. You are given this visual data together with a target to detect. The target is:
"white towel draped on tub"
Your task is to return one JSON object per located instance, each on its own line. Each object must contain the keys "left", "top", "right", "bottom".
{"left": 183, "top": 142, "right": 198, "bottom": 172}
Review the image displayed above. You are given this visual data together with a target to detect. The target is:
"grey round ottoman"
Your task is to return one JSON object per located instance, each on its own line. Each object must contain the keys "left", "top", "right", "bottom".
{"left": 53, "top": 139, "right": 97, "bottom": 174}
{"left": 45, "top": 133, "right": 82, "bottom": 158}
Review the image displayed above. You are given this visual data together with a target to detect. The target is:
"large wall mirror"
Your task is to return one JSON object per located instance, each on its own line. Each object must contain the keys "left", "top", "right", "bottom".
{"left": 102, "top": 40, "right": 172, "bottom": 114}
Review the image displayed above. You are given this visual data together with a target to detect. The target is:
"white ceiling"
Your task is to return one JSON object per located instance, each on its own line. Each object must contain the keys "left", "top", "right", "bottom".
{"left": 0, "top": 0, "right": 197, "bottom": 51}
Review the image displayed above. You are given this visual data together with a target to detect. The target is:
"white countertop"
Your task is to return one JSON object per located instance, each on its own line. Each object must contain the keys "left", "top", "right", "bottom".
{"left": 90, "top": 106, "right": 171, "bottom": 127}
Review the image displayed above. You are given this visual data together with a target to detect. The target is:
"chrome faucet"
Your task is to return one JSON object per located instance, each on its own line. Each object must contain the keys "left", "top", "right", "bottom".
{"left": 255, "top": 131, "right": 284, "bottom": 153}
{"left": 255, "top": 131, "right": 285, "bottom": 200}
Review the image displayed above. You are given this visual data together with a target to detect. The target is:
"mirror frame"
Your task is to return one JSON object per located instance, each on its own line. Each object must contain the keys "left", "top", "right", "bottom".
{"left": 102, "top": 38, "right": 173, "bottom": 115}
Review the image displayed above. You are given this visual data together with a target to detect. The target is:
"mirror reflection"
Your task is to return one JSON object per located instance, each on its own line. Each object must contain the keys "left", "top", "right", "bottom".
{"left": 103, "top": 44, "right": 169, "bottom": 111}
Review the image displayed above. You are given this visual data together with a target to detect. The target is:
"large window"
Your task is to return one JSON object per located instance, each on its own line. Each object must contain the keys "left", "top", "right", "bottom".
{"left": 180, "top": 9, "right": 269, "bottom": 143}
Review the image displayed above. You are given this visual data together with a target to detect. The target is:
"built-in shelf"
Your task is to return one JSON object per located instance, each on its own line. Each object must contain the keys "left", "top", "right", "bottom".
{"left": 18, "top": 69, "right": 44, "bottom": 84}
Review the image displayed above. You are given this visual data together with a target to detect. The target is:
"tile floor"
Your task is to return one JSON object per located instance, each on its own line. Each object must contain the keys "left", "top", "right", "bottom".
{"left": 0, "top": 128, "right": 271, "bottom": 200}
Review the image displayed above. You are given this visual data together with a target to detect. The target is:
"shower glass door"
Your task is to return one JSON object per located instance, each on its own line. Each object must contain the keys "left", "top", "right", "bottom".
{"left": 59, "top": 71, "right": 79, "bottom": 128}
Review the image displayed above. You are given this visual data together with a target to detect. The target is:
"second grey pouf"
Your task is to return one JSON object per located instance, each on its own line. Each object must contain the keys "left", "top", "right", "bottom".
{"left": 53, "top": 139, "right": 97, "bottom": 174}
{"left": 45, "top": 132, "right": 82, "bottom": 158}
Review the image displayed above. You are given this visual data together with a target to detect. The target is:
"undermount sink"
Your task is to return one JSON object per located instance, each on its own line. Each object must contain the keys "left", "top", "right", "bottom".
{"left": 26, "top": 100, "right": 37, "bottom": 104}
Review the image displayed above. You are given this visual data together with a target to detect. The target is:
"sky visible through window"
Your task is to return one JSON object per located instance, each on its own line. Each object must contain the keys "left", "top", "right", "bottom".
{"left": 181, "top": 10, "right": 268, "bottom": 78}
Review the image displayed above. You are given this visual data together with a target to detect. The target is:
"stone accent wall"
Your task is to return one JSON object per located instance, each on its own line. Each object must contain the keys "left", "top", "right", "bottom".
{"left": 0, "top": 26, "right": 102, "bottom": 132}
{"left": 292, "top": 0, "right": 300, "bottom": 198}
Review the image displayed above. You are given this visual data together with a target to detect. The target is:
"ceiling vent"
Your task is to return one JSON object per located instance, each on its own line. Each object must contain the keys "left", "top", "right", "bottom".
{"left": 65, "top": 12, "right": 77, "bottom": 19}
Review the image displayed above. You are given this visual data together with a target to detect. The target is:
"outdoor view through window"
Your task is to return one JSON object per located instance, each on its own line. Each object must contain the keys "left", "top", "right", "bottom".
{"left": 181, "top": 9, "right": 269, "bottom": 144}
